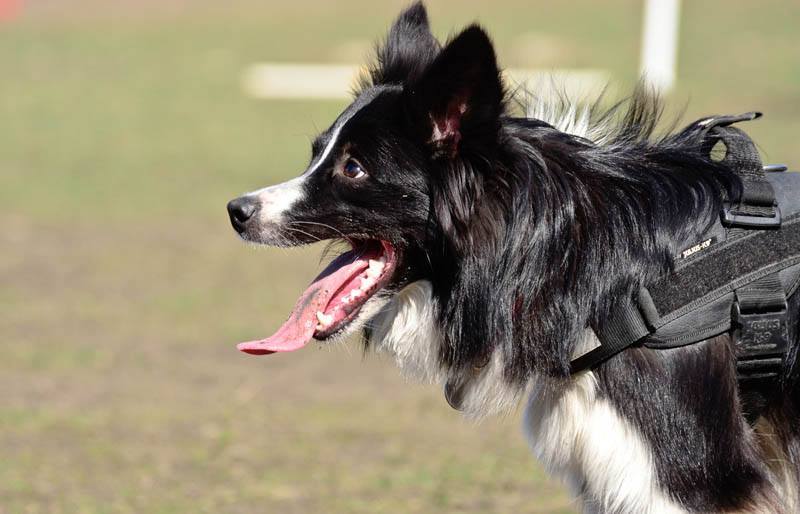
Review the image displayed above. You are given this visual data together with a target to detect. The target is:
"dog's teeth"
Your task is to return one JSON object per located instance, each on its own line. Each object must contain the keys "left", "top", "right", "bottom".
{"left": 367, "top": 260, "right": 384, "bottom": 278}
{"left": 360, "top": 277, "right": 375, "bottom": 290}
{"left": 316, "top": 311, "right": 333, "bottom": 326}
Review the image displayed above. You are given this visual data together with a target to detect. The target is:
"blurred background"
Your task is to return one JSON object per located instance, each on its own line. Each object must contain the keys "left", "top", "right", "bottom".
{"left": 1, "top": 1, "right": 798, "bottom": 513}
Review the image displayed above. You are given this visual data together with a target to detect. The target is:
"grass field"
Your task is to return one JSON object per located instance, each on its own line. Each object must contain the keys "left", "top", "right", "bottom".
{"left": 1, "top": 1, "right": 798, "bottom": 512}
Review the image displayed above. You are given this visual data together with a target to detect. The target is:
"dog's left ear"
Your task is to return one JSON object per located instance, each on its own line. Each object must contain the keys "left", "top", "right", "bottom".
{"left": 407, "top": 25, "right": 504, "bottom": 159}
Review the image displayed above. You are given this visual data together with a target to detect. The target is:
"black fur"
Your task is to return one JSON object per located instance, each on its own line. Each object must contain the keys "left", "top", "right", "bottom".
{"left": 229, "top": 3, "right": 800, "bottom": 511}
{"left": 365, "top": 2, "right": 440, "bottom": 87}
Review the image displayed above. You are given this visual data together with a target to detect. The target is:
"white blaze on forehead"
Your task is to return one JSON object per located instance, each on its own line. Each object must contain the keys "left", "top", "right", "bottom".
{"left": 245, "top": 86, "right": 393, "bottom": 223}
{"left": 306, "top": 85, "right": 387, "bottom": 174}
{"left": 307, "top": 122, "right": 344, "bottom": 175}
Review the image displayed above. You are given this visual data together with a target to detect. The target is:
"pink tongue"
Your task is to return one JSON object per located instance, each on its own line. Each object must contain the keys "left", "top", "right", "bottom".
{"left": 237, "top": 251, "right": 369, "bottom": 355}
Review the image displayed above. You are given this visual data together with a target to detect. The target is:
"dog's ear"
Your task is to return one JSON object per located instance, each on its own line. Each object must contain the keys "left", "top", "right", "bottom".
{"left": 371, "top": 2, "right": 440, "bottom": 86}
{"left": 406, "top": 25, "right": 504, "bottom": 159}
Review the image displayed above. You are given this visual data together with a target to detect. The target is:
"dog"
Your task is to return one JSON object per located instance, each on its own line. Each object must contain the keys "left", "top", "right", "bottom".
{"left": 226, "top": 3, "right": 800, "bottom": 512}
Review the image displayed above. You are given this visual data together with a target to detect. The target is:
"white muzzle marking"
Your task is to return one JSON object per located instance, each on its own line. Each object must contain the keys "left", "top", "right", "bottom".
{"left": 246, "top": 176, "right": 305, "bottom": 225}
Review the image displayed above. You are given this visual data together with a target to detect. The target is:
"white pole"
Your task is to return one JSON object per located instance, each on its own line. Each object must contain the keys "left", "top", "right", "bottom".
{"left": 640, "top": 0, "right": 681, "bottom": 93}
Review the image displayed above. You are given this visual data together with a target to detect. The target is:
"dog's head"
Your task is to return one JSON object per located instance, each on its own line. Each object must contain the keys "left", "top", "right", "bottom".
{"left": 227, "top": 3, "right": 507, "bottom": 356}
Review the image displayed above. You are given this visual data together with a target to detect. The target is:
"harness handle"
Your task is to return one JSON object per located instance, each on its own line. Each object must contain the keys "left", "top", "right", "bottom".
{"left": 692, "top": 112, "right": 781, "bottom": 228}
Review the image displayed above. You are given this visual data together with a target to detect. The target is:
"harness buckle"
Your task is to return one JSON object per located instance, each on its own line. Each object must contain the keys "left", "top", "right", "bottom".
{"left": 732, "top": 302, "right": 789, "bottom": 381}
{"left": 721, "top": 203, "right": 781, "bottom": 228}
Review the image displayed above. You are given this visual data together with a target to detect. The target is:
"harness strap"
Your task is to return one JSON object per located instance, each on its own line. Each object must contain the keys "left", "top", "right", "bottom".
{"left": 570, "top": 296, "right": 650, "bottom": 373}
{"left": 734, "top": 274, "right": 789, "bottom": 423}
{"left": 734, "top": 273, "right": 789, "bottom": 382}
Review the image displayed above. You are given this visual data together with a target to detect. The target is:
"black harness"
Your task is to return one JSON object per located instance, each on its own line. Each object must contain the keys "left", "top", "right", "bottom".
{"left": 571, "top": 113, "right": 800, "bottom": 407}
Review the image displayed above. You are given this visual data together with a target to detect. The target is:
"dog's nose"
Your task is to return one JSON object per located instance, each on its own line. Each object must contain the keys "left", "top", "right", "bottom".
{"left": 227, "top": 196, "right": 259, "bottom": 233}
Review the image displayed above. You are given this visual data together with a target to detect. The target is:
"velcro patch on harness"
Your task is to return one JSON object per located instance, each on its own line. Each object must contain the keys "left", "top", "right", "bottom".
{"left": 648, "top": 215, "right": 800, "bottom": 324}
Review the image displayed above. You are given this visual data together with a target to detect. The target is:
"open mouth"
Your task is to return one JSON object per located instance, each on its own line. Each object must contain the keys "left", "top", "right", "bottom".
{"left": 237, "top": 240, "right": 397, "bottom": 355}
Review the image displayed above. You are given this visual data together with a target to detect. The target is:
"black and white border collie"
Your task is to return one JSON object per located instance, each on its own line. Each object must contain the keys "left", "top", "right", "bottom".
{"left": 227, "top": 3, "right": 800, "bottom": 512}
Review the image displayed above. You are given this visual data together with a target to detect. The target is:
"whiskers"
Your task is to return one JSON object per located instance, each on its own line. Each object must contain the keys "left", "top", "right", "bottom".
{"left": 284, "top": 225, "right": 322, "bottom": 243}
{"left": 289, "top": 220, "right": 348, "bottom": 240}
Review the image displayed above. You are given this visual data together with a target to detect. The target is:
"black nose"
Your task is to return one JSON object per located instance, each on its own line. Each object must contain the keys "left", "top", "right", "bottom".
{"left": 227, "top": 196, "right": 259, "bottom": 233}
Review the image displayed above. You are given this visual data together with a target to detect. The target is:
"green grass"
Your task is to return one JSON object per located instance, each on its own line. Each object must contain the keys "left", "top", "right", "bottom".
{"left": 0, "top": 1, "right": 798, "bottom": 513}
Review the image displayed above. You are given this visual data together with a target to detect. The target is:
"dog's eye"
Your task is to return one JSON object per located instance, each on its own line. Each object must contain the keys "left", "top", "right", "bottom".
{"left": 342, "top": 159, "right": 367, "bottom": 179}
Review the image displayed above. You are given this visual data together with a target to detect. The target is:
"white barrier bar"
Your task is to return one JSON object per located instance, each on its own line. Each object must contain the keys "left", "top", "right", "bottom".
{"left": 242, "top": 63, "right": 609, "bottom": 101}
{"left": 242, "top": 63, "right": 361, "bottom": 100}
